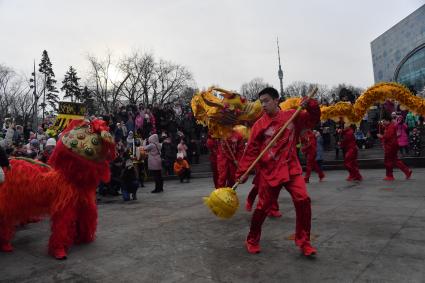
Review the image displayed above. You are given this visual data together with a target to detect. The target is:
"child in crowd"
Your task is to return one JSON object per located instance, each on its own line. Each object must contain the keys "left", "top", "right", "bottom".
{"left": 121, "top": 153, "right": 139, "bottom": 201}
{"left": 174, "top": 153, "right": 191, "bottom": 183}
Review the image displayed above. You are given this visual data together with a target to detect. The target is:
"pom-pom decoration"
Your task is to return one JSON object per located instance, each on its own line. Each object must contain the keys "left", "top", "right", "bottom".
{"left": 203, "top": 187, "right": 240, "bottom": 219}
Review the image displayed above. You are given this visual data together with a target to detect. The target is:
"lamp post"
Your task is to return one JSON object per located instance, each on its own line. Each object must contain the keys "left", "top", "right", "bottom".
{"left": 29, "top": 60, "right": 38, "bottom": 130}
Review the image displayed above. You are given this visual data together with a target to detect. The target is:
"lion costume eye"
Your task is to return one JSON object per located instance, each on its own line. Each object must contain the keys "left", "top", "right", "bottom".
{"left": 70, "top": 140, "right": 78, "bottom": 148}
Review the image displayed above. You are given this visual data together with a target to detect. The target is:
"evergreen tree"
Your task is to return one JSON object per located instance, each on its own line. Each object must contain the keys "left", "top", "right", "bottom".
{"left": 61, "top": 66, "right": 81, "bottom": 102}
{"left": 38, "top": 50, "right": 59, "bottom": 113}
{"left": 81, "top": 86, "right": 96, "bottom": 115}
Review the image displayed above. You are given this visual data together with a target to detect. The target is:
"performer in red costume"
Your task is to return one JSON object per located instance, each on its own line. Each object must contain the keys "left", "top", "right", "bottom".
{"left": 235, "top": 87, "right": 319, "bottom": 256}
{"left": 206, "top": 136, "right": 219, "bottom": 188}
{"left": 300, "top": 129, "right": 325, "bottom": 183}
{"left": 339, "top": 124, "right": 362, "bottom": 181}
{"left": 245, "top": 174, "right": 282, "bottom": 217}
{"left": 216, "top": 130, "right": 245, "bottom": 188}
{"left": 377, "top": 115, "right": 412, "bottom": 181}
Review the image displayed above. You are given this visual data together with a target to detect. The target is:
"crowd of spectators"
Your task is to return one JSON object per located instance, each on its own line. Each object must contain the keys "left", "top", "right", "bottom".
{"left": 1, "top": 99, "right": 425, "bottom": 200}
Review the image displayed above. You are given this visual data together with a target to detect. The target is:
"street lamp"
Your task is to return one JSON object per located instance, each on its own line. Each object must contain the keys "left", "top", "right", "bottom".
{"left": 30, "top": 60, "right": 38, "bottom": 130}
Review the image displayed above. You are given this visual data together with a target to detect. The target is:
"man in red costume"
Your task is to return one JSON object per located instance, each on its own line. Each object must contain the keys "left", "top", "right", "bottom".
{"left": 216, "top": 130, "right": 245, "bottom": 188}
{"left": 235, "top": 87, "right": 319, "bottom": 256}
{"left": 377, "top": 115, "right": 412, "bottom": 181}
{"left": 206, "top": 136, "right": 219, "bottom": 188}
{"left": 245, "top": 174, "right": 282, "bottom": 218}
{"left": 300, "top": 129, "right": 325, "bottom": 183}
{"left": 339, "top": 124, "right": 362, "bottom": 181}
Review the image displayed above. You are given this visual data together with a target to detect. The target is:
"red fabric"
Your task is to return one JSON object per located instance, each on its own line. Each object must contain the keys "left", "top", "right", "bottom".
{"left": 246, "top": 174, "right": 312, "bottom": 247}
{"left": 340, "top": 128, "right": 362, "bottom": 180}
{"left": 206, "top": 137, "right": 219, "bottom": 188}
{"left": 235, "top": 99, "right": 320, "bottom": 186}
{"left": 381, "top": 123, "right": 410, "bottom": 177}
{"left": 246, "top": 175, "right": 279, "bottom": 212}
{"left": 237, "top": 99, "right": 319, "bottom": 248}
{"left": 300, "top": 130, "right": 324, "bottom": 181}
{"left": 217, "top": 132, "right": 245, "bottom": 188}
{"left": 0, "top": 120, "right": 113, "bottom": 259}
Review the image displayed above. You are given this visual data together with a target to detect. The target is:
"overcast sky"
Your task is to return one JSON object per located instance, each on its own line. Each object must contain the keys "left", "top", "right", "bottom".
{"left": 0, "top": 0, "right": 423, "bottom": 92}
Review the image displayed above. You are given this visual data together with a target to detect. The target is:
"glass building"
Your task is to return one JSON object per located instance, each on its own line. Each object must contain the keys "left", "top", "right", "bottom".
{"left": 371, "top": 5, "right": 425, "bottom": 92}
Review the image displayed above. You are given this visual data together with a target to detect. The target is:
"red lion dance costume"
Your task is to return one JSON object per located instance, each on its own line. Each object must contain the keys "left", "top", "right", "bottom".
{"left": 0, "top": 119, "right": 115, "bottom": 259}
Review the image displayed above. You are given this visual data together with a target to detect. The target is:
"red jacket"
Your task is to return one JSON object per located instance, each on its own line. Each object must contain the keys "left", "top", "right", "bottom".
{"left": 300, "top": 130, "right": 317, "bottom": 156}
{"left": 381, "top": 122, "right": 399, "bottom": 153}
{"left": 236, "top": 99, "right": 320, "bottom": 186}
{"left": 339, "top": 128, "right": 357, "bottom": 151}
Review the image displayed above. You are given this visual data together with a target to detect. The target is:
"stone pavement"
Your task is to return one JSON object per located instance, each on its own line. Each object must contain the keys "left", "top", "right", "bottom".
{"left": 1, "top": 169, "right": 425, "bottom": 283}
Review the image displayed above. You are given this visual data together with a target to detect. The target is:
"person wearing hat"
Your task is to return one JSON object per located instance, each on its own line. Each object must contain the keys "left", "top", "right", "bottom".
{"left": 121, "top": 153, "right": 139, "bottom": 201}
{"left": 173, "top": 153, "right": 191, "bottom": 183}
{"left": 40, "top": 138, "right": 56, "bottom": 163}
{"left": 235, "top": 87, "right": 319, "bottom": 256}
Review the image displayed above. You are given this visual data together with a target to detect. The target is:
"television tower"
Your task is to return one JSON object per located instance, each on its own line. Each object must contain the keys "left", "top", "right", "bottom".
{"left": 277, "top": 37, "right": 284, "bottom": 100}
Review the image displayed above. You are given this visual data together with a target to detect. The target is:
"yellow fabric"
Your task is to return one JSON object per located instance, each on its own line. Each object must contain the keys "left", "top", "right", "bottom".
{"left": 203, "top": 187, "right": 239, "bottom": 219}
{"left": 173, "top": 159, "right": 189, "bottom": 175}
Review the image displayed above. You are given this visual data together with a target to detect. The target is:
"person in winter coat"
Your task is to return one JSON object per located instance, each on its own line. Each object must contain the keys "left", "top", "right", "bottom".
{"left": 121, "top": 154, "right": 139, "bottom": 201}
{"left": 396, "top": 116, "right": 409, "bottom": 156}
{"left": 143, "top": 134, "right": 163, "bottom": 193}
{"left": 174, "top": 153, "right": 191, "bottom": 182}
{"left": 161, "top": 136, "right": 177, "bottom": 176}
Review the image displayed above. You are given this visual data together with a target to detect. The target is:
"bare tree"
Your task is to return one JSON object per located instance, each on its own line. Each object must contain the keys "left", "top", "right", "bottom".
{"left": 330, "top": 83, "right": 364, "bottom": 103}
{"left": 0, "top": 65, "right": 34, "bottom": 125}
{"left": 240, "top": 78, "right": 270, "bottom": 101}
{"left": 86, "top": 52, "right": 129, "bottom": 114}
{"left": 151, "top": 59, "right": 193, "bottom": 105}
{"left": 0, "top": 65, "right": 15, "bottom": 120}
{"left": 284, "top": 81, "right": 332, "bottom": 103}
{"left": 117, "top": 51, "right": 193, "bottom": 106}
{"left": 118, "top": 52, "right": 155, "bottom": 106}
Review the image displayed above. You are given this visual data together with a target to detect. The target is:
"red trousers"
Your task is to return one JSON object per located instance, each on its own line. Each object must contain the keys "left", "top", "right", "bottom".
{"left": 384, "top": 150, "right": 410, "bottom": 177}
{"left": 210, "top": 158, "right": 219, "bottom": 188}
{"left": 344, "top": 148, "right": 362, "bottom": 179}
{"left": 247, "top": 174, "right": 312, "bottom": 247}
{"left": 246, "top": 185, "right": 280, "bottom": 212}
{"left": 304, "top": 153, "right": 324, "bottom": 180}
{"left": 217, "top": 159, "right": 237, "bottom": 188}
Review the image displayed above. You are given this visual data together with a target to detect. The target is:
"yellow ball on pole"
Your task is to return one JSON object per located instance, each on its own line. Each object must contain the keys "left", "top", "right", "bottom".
{"left": 203, "top": 187, "right": 239, "bottom": 219}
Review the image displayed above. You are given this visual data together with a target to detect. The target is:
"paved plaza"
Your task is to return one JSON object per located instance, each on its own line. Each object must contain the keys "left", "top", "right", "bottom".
{"left": 1, "top": 168, "right": 425, "bottom": 282}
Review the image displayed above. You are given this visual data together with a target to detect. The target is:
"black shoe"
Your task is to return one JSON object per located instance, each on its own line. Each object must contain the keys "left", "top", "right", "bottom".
{"left": 151, "top": 190, "right": 163, "bottom": 193}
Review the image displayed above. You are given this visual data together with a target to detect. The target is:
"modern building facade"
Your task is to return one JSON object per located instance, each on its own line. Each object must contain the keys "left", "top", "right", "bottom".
{"left": 371, "top": 4, "right": 425, "bottom": 92}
